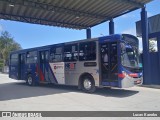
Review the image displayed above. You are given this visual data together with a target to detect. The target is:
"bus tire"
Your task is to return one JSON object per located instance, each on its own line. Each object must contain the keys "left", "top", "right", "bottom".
{"left": 82, "top": 75, "right": 96, "bottom": 93}
{"left": 27, "top": 74, "right": 35, "bottom": 86}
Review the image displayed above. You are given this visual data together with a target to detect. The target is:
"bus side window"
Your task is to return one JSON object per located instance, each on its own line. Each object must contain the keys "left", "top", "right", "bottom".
{"left": 21, "top": 54, "right": 25, "bottom": 64}
{"left": 64, "top": 44, "right": 78, "bottom": 62}
{"left": 50, "top": 46, "right": 63, "bottom": 62}
{"left": 79, "top": 41, "right": 96, "bottom": 61}
{"left": 40, "top": 52, "right": 44, "bottom": 61}
{"left": 26, "top": 51, "right": 37, "bottom": 63}
{"left": 10, "top": 54, "right": 18, "bottom": 65}
{"left": 45, "top": 51, "right": 49, "bottom": 62}
{"left": 110, "top": 43, "right": 117, "bottom": 62}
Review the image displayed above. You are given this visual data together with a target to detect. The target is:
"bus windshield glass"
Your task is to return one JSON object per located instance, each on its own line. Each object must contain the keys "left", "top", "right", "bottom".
{"left": 121, "top": 42, "right": 139, "bottom": 68}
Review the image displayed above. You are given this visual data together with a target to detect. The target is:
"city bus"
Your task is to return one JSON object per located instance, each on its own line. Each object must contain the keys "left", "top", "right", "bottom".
{"left": 9, "top": 34, "right": 142, "bottom": 92}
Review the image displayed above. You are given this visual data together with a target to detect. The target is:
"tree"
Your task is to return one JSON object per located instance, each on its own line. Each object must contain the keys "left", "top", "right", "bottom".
{"left": 0, "top": 31, "right": 22, "bottom": 66}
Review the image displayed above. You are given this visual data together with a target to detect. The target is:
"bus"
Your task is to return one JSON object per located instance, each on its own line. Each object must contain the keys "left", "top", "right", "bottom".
{"left": 9, "top": 34, "right": 142, "bottom": 93}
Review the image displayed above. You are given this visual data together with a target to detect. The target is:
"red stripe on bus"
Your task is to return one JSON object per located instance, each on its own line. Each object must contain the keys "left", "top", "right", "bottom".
{"left": 36, "top": 64, "right": 44, "bottom": 81}
{"left": 39, "top": 69, "right": 45, "bottom": 81}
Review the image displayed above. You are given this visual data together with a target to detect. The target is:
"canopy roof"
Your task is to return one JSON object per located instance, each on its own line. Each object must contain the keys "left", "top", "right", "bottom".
{"left": 0, "top": 0, "right": 152, "bottom": 29}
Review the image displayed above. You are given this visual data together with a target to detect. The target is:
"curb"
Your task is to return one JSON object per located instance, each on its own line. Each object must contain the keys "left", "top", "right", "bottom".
{"left": 138, "top": 85, "right": 160, "bottom": 89}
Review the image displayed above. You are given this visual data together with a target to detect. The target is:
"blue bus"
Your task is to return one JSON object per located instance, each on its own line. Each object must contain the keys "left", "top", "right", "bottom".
{"left": 9, "top": 34, "right": 142, "bottom": 92}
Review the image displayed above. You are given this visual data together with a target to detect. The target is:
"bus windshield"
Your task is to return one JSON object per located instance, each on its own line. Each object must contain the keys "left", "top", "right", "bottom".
{"left": 121, "top": 42, "right": 139, "bottom": 68}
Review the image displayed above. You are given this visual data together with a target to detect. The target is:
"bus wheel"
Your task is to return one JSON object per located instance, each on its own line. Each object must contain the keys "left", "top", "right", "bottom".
{"left": 27, "top": 74, "right": 35, "bottom": 86}
{"left": 82, "top": 76, "right": 96, "bottom": 93}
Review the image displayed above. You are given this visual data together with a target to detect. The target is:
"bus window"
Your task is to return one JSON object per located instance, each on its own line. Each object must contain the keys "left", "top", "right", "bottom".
{"left": 50, "top": 46, "right": 63, "bottom": 62}
{"left": 79, "top": 41, "right": 96, "bottom": 61}
{"left": 20, "top": 54, "right": 25, "bottom": 64}
{"left": 45, "top": 51, "right": 49, "bottom": 61}
{"left": 64, "top": 44, "right": 78, "bottom": 62}
{"left": 26, "top": 51, "right": 37, "bottom": 63}
{"left": 10, "top": 54, "right": 18, "bottom": 65}
{"left": 40, "top": 51, "right": 49, "bottom": 62}
{"left": 110, "top": 43, "right": 117, "bottom": 62}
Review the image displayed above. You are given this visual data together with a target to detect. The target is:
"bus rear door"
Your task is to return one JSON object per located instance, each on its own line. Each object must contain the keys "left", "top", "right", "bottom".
{"left": 100, "top": 41, "right": 119, "bottom": 87}
{"left": 39, "top": 50, "right": 50, "bottom": 82}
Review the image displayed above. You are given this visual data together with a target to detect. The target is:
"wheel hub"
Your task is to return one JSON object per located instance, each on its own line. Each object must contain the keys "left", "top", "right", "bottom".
{"left": 28, "top": 77, "right": 32, "bottom": 85}
{"left": 83, "top": 79, "right": 92, "bottom": 90}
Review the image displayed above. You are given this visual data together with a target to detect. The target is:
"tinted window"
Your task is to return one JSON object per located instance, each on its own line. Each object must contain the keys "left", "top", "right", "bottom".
{"left": 64, "top": 44, "right": 78, "bottom": 62}
{"left": 110, "top": 43, "right": 117, "bottom": 62}
{"left": 79, "top": 42, "right": 96, "bottom": 61}
{"left": 50, "top": 46, "right": 63, "bottom": 62}
{"left": 21, "top": 54, "right": 25, "bottom": 64}
{"left": 40, "top": 51, "right": 49, "bottom": 62}
{"left": 26, "top": 51, "right": 37, "bottom": 63}
{"left": 11, "top": 54, "right": 18, "bottom": 65}
{"left": 45, "top": 51, "right": 49, "bottom": 61}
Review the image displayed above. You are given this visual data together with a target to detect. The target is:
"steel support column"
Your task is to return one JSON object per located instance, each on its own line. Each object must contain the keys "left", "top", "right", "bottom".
{"left": 109, "top": 19, "right": 114, "bottom": 35}
{"left": 141, "top": 7, "right": 150, "bottom": 84}
{"left": 86, "top": 28, "right": 91, "bottom": 39}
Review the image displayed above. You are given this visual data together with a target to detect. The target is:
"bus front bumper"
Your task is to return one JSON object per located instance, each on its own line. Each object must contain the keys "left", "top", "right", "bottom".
{"left": 134, "top": 77, "right": 143, "bottom": 85}
{"left": 121, "top": 76, "right": 143, "bottom": 88}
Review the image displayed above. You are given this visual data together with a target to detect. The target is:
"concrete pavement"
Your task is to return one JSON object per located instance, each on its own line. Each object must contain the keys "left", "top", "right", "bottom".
{"left": 0, "top": 73, "right": 160, "bottom": 119}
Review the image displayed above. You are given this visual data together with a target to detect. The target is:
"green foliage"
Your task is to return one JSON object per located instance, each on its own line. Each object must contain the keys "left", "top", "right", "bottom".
{"left": 0, "top": 59, "right": 3, "bottom": 67}
{"left": 0, "top": 31, "right": 22, "bottom": 66}
{"left": 0, "top": 59, "right": 3, "bottom": 72}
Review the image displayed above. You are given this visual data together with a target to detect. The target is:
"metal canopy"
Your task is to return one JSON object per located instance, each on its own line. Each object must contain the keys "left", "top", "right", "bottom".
{"left": 0, "top": 0, "right": 152, "bottom": 30}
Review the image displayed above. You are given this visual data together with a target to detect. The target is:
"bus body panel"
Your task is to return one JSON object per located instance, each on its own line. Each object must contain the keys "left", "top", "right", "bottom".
{"left": 49, "top": 62, "right": 65, "bottom": 84}
{"left": 9, "top": 64, "right": 19, "bottom": 80}
{"left": 64, "top": 61, "right": 100, "bottom": 86}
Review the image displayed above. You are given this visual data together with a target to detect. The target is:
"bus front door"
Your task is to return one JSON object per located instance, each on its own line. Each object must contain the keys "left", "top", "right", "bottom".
{"left": 100, "top": 42, "right": 118, "bottom": 87}
{"left": 39, "top": 50, "right": 50, "bottom": 82}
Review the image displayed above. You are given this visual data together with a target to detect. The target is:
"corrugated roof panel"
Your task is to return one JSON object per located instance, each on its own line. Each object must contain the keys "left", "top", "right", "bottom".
{"left": 85, "top": 0, "right": 110, "bottom": 14}
{"left": 70, "top": 0, "right": 89, "bottom": 11}
{"left": 104, "top": 2, "right": 130, "bottom": 16}
{"left": 110, "top": 5, "right": 135, "bottom": 17}
{"left": 106, "top": 4, "right": 133, "bottom": 17}
{"left": 20, "top": 6, "right": 26, "bottom": 16}
{"left": 66, "top": 0, "right": 82, "bottom": 9}
{"left": 0, "top": 1, "right": 5, "bottom": 12}
{"left": 29, "top": 8, "right": 38, "bottom": 18}
{"left": 0, "top": 0, "right": 153, "bottom": 29}
{"left": 77, "top": 0, "right": 99, "bottom": 12}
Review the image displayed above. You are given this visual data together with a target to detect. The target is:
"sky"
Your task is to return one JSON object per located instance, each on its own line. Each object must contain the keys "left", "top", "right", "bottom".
{"left": 0, "top": 0, "right": 160, "bottom": 50}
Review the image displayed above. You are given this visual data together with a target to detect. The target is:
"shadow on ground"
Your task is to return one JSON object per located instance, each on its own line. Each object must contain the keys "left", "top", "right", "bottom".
{"left": 0, "top": 81, "right": 139, "bottom": 101}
